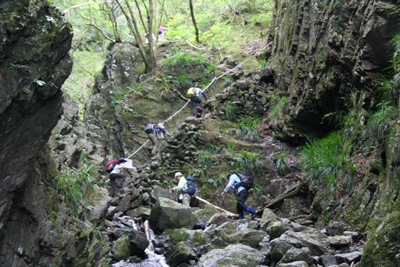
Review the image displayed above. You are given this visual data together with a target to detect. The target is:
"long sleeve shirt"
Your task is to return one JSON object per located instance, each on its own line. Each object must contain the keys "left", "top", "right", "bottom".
{"left": 174, "top": 176, "right": 188, "bottom": 192}
{"left": 196, "top": 88, "right": 207, "bottom": 101}
{"left": 223, "top": 174, "right": 245, "bottom": 194}
{"left": 151, "top": 125, "right": 169, "bottom": 137}
{"left": 110, "top": 162, "right": 137, "bottom": 174}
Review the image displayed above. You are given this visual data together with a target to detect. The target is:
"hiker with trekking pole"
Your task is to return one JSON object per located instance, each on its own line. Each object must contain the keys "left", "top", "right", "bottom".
{"left": 221, "top": 170, "right": 258, "bottom": 219}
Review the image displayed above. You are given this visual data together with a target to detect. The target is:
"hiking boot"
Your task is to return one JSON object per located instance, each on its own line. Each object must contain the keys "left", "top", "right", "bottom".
{"left": 238, "top": 213, "right": 245, "bottom": 219}
{"left": 193, "top": 114, "right": 197, "bottom": 117}
{"left": 251, "top": 209, "right": 259, "bottom": 220}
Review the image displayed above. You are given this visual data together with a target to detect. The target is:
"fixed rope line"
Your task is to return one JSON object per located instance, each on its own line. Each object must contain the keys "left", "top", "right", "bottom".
{"left": 185, "top": 38, "right": 207, "bottom": 50}
{"left": 127, "top": 139, "right": 150, "bottom": 159}
{"left": 126, "top": 41, "right": 273, "bottom": 158}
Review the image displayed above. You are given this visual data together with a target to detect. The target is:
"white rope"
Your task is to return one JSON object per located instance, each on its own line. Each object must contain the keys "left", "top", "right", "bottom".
{"left": 185, "top": 38, "right": 207, "bottom": 50}
{"left": 127, "top": 139, "right": 150, "bottom": 159}
{"left": 126, "top": 41, "right": 273, "bottom": 158}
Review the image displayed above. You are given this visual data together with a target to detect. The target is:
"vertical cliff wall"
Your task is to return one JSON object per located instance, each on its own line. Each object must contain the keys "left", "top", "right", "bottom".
{"left": 268, "top": 0, "right": 400, "bottom": 143}
{"left": 0, "top": 0, "right": 73, "bottom": 265}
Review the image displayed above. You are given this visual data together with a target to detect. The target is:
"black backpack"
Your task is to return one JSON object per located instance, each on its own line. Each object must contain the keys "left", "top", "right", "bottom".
{"left": 182, "top": 176, "right": 197, "bottom": 196}
{"left": 144, "top": 124, "right": 155, "bottom": 134}
{"left": 236, "top": 172, "right": 254, "bottom": 190}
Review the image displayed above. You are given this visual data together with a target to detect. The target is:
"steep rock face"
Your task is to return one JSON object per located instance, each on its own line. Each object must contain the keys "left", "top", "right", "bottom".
{"left": 85, "top": 43, "right": 204, "bottom": 166}
{"left": 0, "top": 0, "right": 73, "bottom": 265}
{"left": 269, "top": 0, "right": 400, "bottom": 143}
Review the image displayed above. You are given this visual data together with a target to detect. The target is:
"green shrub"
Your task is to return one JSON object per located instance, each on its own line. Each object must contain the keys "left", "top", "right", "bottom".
{"left": 55, "top": 166, "right": 96, "bottom": 216}
{"left": 300, "top": 131, "right": 356, "bottom": 192}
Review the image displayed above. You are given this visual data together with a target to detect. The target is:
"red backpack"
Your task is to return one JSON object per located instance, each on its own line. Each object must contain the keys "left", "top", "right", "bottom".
{"left": 105, "top": 159, "right": 118, "bottom": 173}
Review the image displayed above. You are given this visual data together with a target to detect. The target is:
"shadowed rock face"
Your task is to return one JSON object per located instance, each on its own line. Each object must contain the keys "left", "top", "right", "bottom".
{"left": 269, "top": 0, "right": 400, "bottom": 144}
{"left": 0, "top": 0, "right": 72, "bottom": 265}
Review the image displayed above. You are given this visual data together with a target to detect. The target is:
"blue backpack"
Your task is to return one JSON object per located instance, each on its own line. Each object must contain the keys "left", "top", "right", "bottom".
{"left": 183, "top": 176, "right": 197, "bottom": 196}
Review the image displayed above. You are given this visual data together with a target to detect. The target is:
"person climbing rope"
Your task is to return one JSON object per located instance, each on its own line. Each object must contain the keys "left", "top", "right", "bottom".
{"left": 169, "top": 172, "right": 191, "bottom": 206}
{"left": 108, "top": 157, "right": 137, "bottom": 197}
{"left": 221, "top": 170, "right": 258, "bottom": 219}
{"left": 145, "top": 123, "right": 171, "bottom": 156}
{"left": 187, "top": 85, "right": 207, "bottom": 118}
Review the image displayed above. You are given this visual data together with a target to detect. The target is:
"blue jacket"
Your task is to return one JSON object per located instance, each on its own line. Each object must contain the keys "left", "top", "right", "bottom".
{"left": 223, "top": 174, "right": 245, "bottom": 194}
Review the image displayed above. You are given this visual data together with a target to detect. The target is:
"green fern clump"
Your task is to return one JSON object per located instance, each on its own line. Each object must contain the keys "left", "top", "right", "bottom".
{"left": 225, "top": 101, "right": 237, "bottom": 121}
{"left": 198, "top": 150, "right": 214, "bottom": 168}
{"left": 268, "top": 96, "right": 289, "bottom": 126}
{"left": 246, "top": 117, "right": 261, "bottom": 141}
{"left": 365, "top": 103, "right": 398, "bottom": 142}
{"left": 235, "top": 149, "right": 261, "bottom": 173}
{"left": 276, "top": 151, "right": 290, "bottom": 175}
{"left": 163, "top": 51, "right": 208, "bottom": 70}
{"left": 300, "top": 131, "right": 356, "bottom": 192}
{"left": 223, "top": 76, "right": 232, "bottom": 87}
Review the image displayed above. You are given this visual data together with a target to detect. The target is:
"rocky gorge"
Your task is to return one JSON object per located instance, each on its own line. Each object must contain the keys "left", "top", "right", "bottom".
{"left": 1, "top": 0, "right": 400, "bottom": 266}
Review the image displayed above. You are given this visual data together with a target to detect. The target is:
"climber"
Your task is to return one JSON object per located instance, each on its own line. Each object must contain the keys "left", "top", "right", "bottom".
{"left": 145, "top": 123, "right": 171, "bottom": 156}
{"left": 187, "top": 85, "right": 207, "bottom": 118}
{"left": 221, "top": 170, "right": 257, "bottom": 219}
{"left": 108, "top": 157, "right": 137, "bottom": 197}
{"left": 169, "top": 172, "right": 191, "bottom": 206}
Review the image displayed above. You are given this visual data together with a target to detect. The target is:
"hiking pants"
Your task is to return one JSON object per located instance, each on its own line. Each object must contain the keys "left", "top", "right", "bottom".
{"left": 236, "top": 189, "right": 250, "bottom": 215}
{"left": 109, "top": 173, "right": 126, "bottom": 197}
{"left": 148, "top": 133, "right": 158, "bottom": 154}
{"left": 182, "top": 193, "right": 191, "bottom": 207}
{"left": 190, "top": 96, "right": 202, "bottom": 116}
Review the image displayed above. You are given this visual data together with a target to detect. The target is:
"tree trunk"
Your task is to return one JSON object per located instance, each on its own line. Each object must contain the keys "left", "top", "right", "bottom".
{"left": 189, "top": 0, "right": 200, "bottom": 43}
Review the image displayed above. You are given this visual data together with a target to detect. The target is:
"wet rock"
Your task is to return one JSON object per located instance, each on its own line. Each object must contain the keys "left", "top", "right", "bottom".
{"left": 165, "top": 242, "right": 192, "bottom": 267}
{"left": 197, "top": 244, "right": 265, "bottom": 267}
{"left": 149, "top": 197, "right": 197, "bottom": 232}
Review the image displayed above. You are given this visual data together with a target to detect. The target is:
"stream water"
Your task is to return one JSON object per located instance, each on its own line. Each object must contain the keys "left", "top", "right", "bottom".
{"left": 112, "top": 220, "right": 169, "bottom": 267}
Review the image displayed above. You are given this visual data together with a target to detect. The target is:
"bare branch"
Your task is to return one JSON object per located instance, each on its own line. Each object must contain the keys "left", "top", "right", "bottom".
{"left": 87, "top": 23, "right": 116, "bottom": 42}
{"left": 63, "top": 2, "right": 96, "bottom": 14}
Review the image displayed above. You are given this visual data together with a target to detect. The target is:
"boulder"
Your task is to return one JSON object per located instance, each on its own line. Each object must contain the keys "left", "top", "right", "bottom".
{"left": 270, "top": 239, "right": 294, "bottom": 262}
{"left": 328, "top": 236, "right": 353, "bottom": 248}
{"left": 165, "top": 242, "right": 192, "bottom": 267}
{"left": 277, "top": 261, "right": 309, "bottom": 267}
{"left": 111, "top": 235, "right": 131, "bottom": 261}
{"left": 278, "top": 247, "right": 313, "bottom": 265}
{"left": 151, "top": 185, "right": 176, "bottom": 202}
{"left": 207, "top": 213, "right": 230, "bottom": 225}
{"left": 278, "top": 230, "right": 329, "bottom": 255}
{"left": 267, "top": 219, "right": 286, "bottom": 239}
{"left": 197, "top": 244, "right": 265, "bottom": 267}
{"left": 149, "top": 197, "right": 197, "bottom": 232}
{"left": 87, "top": 187, "right": 111, "bottom": 222}
{"left": 334, "top": 250, "right": 363, "bottom": 264}
{"left": 193, "top": 204, "right": 222, "bottom": 222}
{"left": 228, "top": 229, "right": 266, "bottom": 248}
